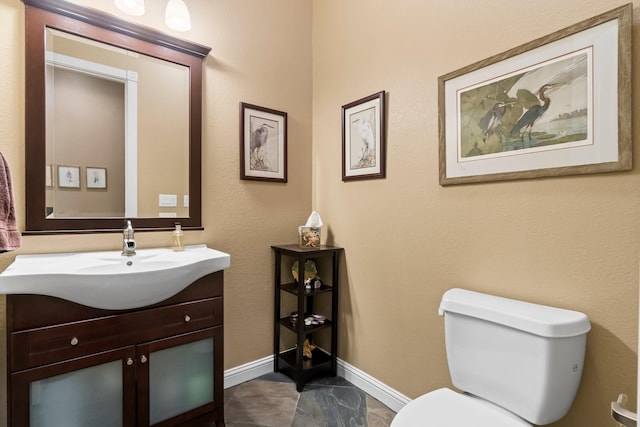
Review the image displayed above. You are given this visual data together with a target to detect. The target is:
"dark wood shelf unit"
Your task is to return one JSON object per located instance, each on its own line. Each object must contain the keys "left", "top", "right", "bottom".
{"left": 272, "top": 244, "right": 343, "bottom": 392}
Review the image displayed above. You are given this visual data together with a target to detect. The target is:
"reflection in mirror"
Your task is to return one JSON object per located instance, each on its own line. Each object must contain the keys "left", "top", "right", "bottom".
{"left": 45, "top": 29, "right": 189, "bottom": 219}
{"left": 24, "top": 0, "right": 211, "bottom": 233}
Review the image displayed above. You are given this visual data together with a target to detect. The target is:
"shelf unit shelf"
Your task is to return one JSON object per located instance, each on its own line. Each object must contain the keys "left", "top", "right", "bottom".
{"left": 272, "top": 244, "right": 343, "bottom": 392}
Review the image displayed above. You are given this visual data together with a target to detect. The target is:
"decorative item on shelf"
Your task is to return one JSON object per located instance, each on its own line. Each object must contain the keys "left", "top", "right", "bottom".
{"left": 304, "top": 278, "right": 323, "bottom": 291}
{"left": 302, "top": 314, "right": 326, "bottom": 326}
{"left": 303, "top": 339, "right": 316, "bottom": 359}
{"left": 290, "top": 311, "right": 298, "bottom": 325}
{"left": 298, "top": 211, "right": 323, "bottom": 248}
{"left": 292, "top": 260, "right": 317, "bottom": 283}
{"left": 299, "top": 227, "right": 320, "bottom": 248}
{"left": 312, "top": 313, "right": 326, "bottom": 323}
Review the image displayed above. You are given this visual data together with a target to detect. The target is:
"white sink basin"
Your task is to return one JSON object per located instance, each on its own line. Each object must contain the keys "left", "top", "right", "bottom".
{"left": 0, "top": 244, "right": 230, "bottom": 310}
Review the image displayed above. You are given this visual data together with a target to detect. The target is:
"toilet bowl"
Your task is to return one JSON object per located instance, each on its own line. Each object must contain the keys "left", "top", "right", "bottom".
{"left": 391, "top": 288, "right": 590, "bottom": 426}
{"left": 391, "top": 388, "right": 532, "bottom": 426}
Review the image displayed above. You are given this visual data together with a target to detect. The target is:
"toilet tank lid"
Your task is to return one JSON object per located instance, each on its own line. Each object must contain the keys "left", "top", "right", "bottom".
{"left": 439, "top": 288, "right": 591, "bottom": 338}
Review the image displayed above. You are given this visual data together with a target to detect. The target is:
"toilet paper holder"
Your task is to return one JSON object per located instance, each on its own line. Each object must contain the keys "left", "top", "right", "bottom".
{"left": 612, "top": 394, "right": 637, "bottom": 427}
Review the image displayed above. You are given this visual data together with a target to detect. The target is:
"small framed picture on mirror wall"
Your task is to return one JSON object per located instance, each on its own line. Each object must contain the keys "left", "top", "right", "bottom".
{"left": 45, "top": 164, "right": 53, "bottom": 188}
{"left": 57, "top": 165, "right": 80, "bottom": 189}
{"left": 86, "top": 167, "right": 107, "bottom": 189}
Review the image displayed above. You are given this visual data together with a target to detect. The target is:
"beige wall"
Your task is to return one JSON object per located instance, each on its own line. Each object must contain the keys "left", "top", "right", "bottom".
{"left": 0, "top": 0, "right": 637, "bottom": 426}
{"left": 312, "top": 1, "right": 639, "bottom": 426}
{"left": 0, "top": 0, "right": 312, "bottom": 424}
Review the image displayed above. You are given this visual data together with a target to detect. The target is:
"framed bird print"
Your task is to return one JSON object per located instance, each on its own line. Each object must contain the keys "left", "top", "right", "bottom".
{"left": 342, "top": 91, "right": 386, "bottom": 181}
{"left": 240, "top": 102, "right": 287, "bottom": 182}
{"left": 438, "top": 4, "right": 631, "bottom": 185}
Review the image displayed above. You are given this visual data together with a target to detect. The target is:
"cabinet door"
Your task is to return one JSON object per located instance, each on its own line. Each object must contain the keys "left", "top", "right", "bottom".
{"left": 11, "top": 346, "right": 137, "bottom": 427}
{"left": 137, "top": 327, "right": 222, "bottom": 426}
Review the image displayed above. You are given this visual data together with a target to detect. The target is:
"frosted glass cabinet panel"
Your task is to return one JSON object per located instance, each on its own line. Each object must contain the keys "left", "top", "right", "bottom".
{"left": 11, "top": 346, "right": 136, "bottom": 427}
{"left": 149, "top": 338, "right": 214, "bottom": 424}
{"left": 31, "top": 360, "right": 123, "bottom": 427}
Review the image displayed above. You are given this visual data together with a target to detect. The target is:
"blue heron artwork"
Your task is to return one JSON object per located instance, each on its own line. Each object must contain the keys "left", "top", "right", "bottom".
{"left": 249, "top": 116, "right": 279, "bottom": 172}
{"left": 458, "top": 51, "right": 590, "bottom": 159}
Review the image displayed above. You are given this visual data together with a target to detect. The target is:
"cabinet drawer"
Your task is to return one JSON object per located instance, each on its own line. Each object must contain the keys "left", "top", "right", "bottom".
{"left": 10, "top": 297, "right": 222, "bottom": 371}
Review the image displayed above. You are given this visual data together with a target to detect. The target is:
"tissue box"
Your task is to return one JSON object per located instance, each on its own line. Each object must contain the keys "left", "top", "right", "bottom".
{"left": 298, "top": 226, "right": 321, "bottom": 248}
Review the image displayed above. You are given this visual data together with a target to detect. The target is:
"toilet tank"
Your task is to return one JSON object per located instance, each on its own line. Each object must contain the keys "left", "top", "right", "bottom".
{"left": 439, "top": 288, "right": 591, "bottom": 425}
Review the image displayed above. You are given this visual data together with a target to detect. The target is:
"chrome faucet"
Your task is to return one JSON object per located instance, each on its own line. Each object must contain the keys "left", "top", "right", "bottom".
{"left": 122, "top": 220, "right": 136, "bottom": 256}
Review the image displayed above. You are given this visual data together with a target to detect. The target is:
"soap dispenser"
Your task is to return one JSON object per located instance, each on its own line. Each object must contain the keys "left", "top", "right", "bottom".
{"left": 172, "top": 223, "right": 184, "bottom": 252}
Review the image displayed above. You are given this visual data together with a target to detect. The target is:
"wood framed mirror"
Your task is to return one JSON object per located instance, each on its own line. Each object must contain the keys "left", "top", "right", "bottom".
{"left": 23, "top": 0, "right": 211, "bottom": 233}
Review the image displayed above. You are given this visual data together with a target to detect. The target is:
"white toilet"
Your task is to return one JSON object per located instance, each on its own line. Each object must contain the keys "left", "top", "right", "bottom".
{"left": 391, "top": 288, "right": 591, "bottom": 426}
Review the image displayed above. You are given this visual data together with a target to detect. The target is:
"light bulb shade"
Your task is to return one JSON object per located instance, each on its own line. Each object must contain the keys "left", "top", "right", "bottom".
{"left": 165, "top": 0, "right": 192, "bottom": 32}
{"left": 114, "top": 0, "right": 145, "bottom": 16}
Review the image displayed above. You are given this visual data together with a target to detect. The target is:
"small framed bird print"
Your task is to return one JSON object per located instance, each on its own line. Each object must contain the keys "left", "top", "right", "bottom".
{"left": 438, "top": 4, "right": 631, "bottom": 185}
{"left": 240, "top": 102, "right": 287, "bottom": 182}
{"left": 342, "top": 91, "right": 386, "bottom": 181}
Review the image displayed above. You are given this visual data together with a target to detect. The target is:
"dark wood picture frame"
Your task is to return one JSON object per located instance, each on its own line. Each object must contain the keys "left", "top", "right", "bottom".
{"left": 341, "top": 91, "right": 386, "bottom": 181}
{"left": 240, "top": 102, "right": 288, "bottom": 183}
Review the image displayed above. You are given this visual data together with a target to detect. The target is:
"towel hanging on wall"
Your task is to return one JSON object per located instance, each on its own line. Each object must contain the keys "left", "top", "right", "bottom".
{"left": 0, "top": 153, "right": 20, "bottom": 252}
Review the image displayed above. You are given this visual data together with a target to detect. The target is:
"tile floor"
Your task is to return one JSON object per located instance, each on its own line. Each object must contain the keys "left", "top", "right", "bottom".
{"left": 224, "top": 373, "right": 397, "bottom": 427}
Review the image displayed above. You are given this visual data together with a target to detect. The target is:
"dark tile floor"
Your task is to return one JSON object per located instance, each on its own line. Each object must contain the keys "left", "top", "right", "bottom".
{"left": 224, "top": 373, "right": 396, "bottom": 427}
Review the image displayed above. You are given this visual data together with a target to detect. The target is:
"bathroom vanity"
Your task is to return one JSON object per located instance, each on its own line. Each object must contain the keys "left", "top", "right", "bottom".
{"left": 6, "top": 271, "right": 224, "bottom": 426}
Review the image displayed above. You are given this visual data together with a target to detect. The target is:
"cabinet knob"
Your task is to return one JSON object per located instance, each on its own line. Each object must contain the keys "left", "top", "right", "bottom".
{"left": 70, "top": 337, "right": 79, "bottom": 346}
{"left": 140, "top": 355, "right": 148, "bottom": 364}
{"left": 126, "top": 358, "right": 134, "bottom": 366}
{"left": 184, "top": 314, "right": 191, "bottom": 323}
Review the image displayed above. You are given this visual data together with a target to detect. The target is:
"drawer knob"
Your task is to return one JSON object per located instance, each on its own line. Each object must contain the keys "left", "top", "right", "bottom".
{"left": 126, "top": 358, "right": 134, "bottom": 366}
{"left": 140, "top": 355, "right": 148, "bottom": 364}
{"left": 70, "top": 337, "right": 79, "bottom": 346}
{"left": 184, "top": 315, "right": 191, "bottom": 322}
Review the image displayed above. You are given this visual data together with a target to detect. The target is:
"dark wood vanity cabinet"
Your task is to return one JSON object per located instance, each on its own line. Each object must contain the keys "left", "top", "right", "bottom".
{"left": 6, "top": 272, "right": 225, "bottom": 427}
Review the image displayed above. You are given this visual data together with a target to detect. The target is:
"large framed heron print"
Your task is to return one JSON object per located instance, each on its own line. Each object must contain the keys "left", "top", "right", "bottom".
{"left": 240, "top": 102, "right": 288, "bottom": 182}
{"left": 438, "top": 4, "right": 631, "bottom": 185}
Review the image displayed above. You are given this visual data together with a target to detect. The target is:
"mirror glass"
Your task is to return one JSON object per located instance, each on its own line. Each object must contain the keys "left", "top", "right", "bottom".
{"left": 24, "top": 0, "right": 210, "bottom": 233}
{"left": 45, "top": 29, "right": 190, "bottom": 219}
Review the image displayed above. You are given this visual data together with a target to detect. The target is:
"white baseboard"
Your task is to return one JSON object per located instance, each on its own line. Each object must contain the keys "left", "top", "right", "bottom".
{"left": 223, "top": 355, "right": 273, "bottom": 389}
{"left": 337, "top": 359, "right": 409, "bottom": 413}
{"left": 223, "top": 355, "right": 409, "bottom": 413}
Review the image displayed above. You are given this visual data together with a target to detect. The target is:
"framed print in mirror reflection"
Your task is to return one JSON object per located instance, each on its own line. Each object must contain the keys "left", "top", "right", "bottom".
{"left": 86, "top": 167, "right": 107, "bottom": 189}
{"left": 57, "top": 166, "right": 80, "bottom": 189}
{"left": 45, "top": 164, "right": 53, "bottom": 188}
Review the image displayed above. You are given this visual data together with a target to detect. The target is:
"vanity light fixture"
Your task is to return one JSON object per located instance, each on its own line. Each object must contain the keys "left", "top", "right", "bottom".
{"left": 114, "top": 0, "right": 192, "bottom": 32}
{"left": 165, "top": 0, "right": 192, "bottom": 32}
{"left": 114, "top": 0, "right": 145, "bottom": 16}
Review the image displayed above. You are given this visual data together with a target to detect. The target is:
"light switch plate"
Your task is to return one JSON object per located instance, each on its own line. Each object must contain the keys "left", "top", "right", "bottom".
{"left": 159, "top": 194, "right": 177, "bottom": 207}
